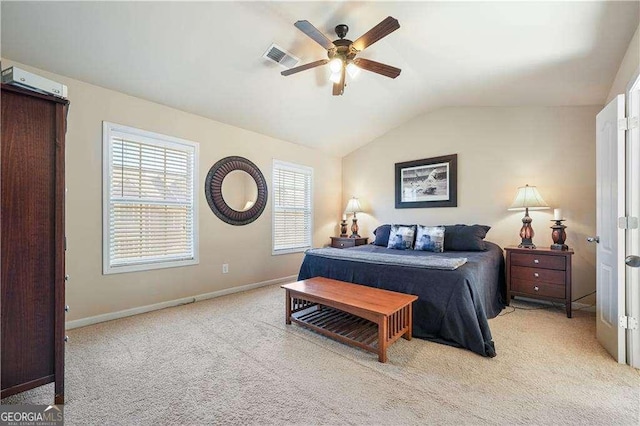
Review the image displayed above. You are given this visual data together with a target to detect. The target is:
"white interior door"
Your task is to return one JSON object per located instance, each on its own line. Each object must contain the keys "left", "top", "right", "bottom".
{"left": 626, "top": 85, "right": 640, "bottom": 369}
{"left": 595, "top": 94, "right": 626, "bottom": 363}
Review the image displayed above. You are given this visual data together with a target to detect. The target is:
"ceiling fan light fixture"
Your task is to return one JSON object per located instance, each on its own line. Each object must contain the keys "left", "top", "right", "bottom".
{"left": 328, "top": 57, "right": 344, "bottom": 73}
{"left": 283, "top": 17, "right": 401, "bottom": 95}
{"left": 346, "top": 62, "right": 360, "bottom": 78}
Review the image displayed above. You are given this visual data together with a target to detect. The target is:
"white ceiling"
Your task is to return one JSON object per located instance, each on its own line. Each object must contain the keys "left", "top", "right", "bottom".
{"left": 2, "top": 1, "right": 638, "bottom": 156}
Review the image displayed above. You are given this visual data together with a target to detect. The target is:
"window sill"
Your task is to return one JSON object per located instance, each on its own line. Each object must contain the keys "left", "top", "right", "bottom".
{"left": 272, "top": 247, "right": 310, "bottom": 256}
{"left": 103, "top": 257, "right": 199, "bottom": 275}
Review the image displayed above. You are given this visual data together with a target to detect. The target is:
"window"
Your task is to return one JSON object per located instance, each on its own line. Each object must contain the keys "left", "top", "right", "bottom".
{"left": 103, "top": 122, "right": 199, "bottom": 274}
{"left": 272, "top": 160, "right": 313, "bottom": 254}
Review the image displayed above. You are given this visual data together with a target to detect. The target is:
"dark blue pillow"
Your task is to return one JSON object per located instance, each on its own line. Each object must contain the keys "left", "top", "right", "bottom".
{"left": 442, "top": 224, "right": 491, "bottom": 251}
{"left": 373, "top": 225, "right": 392, "bottom": 246}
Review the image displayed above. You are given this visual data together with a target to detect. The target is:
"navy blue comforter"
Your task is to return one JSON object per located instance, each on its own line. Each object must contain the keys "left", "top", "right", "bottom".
{"left": 297, "top": 242, "right": 505, "bottom": 357}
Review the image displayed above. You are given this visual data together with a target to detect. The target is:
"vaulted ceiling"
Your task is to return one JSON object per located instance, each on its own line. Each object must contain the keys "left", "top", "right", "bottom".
{"left": 2, "top": 2, "right": 638, "bottom": 156}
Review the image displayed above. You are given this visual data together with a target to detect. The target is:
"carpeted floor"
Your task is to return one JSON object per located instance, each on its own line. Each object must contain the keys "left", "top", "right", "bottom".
{"left": 2, "top": 284, "right": 639, "bottom": 425}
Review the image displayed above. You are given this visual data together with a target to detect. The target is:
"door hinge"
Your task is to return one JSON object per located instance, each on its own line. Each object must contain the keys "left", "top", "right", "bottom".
{"left": 619, "top": 316, "right": 639, "bottom": 330}
{"left": 618, "top": 217, "right": 639, "bottom": 229}
{"left": 619, "top": 117, "right": 639, "bottom": 130}
{"left": 619, "top": 118, "right": 628, "bottom": 130}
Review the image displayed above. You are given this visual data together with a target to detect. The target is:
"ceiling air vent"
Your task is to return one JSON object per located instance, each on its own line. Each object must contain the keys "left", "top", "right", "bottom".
{"left": 263, "top": 43, "right": 300, "bottom": 69}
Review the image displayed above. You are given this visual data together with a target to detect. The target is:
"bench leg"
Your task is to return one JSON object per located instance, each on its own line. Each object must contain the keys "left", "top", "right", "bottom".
{"left": 285, "top": 290, "right": 291, "bottom": 325}
{"left": 403, "top": 303, "right": 413, "bottom": 340}
{"left": 378, "top": 316, "right": 388, "bottom": 363}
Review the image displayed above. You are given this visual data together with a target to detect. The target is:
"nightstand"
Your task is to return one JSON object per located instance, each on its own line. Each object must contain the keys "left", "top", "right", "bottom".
{"left": 505, "top": 246, "right": 574, "bottom": 318}
{"left": 330, "top": 236, "right": 368, "bottom": 249}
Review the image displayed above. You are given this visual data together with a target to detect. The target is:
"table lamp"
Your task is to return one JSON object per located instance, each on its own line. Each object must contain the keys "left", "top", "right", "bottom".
{"left": 508, "top": 184, "right": 549, "bottom": 249}
{"left": 344, "top": 197, "right": 363, "bottom": 238}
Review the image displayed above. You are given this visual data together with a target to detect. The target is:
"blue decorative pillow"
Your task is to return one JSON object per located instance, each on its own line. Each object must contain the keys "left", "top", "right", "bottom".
{"left": 387, "top": 225, "right": 417, "bottom": 250}
{"left": 373, "top": 224, "right": 392, "bottom": 247}
{"left": 414, "top": 225, "right": 445, "bottom": 252}
{"left": 442, "top": 224, "right": 491, "bottom": 251}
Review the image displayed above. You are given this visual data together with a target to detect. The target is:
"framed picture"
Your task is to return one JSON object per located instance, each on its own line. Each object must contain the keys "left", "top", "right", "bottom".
{"left": 395, "top": 154, "right": 457, "bottom": 208}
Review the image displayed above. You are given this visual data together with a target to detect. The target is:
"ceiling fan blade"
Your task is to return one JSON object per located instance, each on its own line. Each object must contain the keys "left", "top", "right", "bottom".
{"left": 351, "top": 16, "right": 400, "bottom": 51}
{"left": 294, "top": 20, "right": 336, "bottom": 50}
{"left": 332, "top": 67, "right": 346, "bottom": 96}
{"left": 281, "top": 59, "right": 329, "bottom": 76}
{"left": 353, "top": 58, "right": 401, "bottom": 79}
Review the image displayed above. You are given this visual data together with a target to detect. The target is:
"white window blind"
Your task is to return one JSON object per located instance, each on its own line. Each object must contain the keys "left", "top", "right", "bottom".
{"left": 103, "top": 122, "right": 199, "bottom": 274}
{"left": 272, "top": 160, "right": 313, "bottom": 254}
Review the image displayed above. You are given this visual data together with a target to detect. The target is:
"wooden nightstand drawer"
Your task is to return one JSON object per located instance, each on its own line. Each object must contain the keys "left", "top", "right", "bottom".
{"left": 332, "top": 238, "right": 355, "bottom": 248}
{"left": 330, "top": 237, "right": 368, "bottom": 249}
{"left": 511, "top": 253, "right": 566, "bottom": 270}
{"left": 511, "top": 266, "right": 565, "bottom": 285}
{"left": 511, "top": 279, "right": 565, "bottom": 299}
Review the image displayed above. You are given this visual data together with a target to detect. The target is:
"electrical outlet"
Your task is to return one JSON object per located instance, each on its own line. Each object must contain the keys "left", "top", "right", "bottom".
{"left": 222, "top": 263, "right": 229, "bottom": 274}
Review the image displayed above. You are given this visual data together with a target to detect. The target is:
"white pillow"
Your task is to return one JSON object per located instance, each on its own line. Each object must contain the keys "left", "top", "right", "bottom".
{"left": 414, "top": 225, "right": 445, "bottom": 252}
{"left": 387, "top": 225, "right": 416, "bottom": 250}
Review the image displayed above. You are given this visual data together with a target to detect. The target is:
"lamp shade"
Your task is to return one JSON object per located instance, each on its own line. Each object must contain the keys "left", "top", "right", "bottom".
{"left": 344, "top": 197, "right": 363, "bottom": 214}
{"left": 508, "top": 185, "right": 549, "bottom": 211}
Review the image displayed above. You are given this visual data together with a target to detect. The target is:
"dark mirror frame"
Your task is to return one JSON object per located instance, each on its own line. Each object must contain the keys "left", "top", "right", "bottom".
{"left": 205, "top": 156, "right": 268, "bottom": 225}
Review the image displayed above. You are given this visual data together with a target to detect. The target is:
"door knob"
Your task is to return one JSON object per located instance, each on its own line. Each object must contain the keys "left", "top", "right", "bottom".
{"left": 626, "top": 255, "right": 640, "bottom": 268}
{"left": 587, "top": 236, "right": 600, "bottom": 243}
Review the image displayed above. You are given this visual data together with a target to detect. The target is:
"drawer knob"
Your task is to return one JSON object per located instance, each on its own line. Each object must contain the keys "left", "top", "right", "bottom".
{"left": 65, "top": 305, "right": 70, "bottom": 312}
{"left": 534, "top": 259, "right": 539, "bottom": 264}
{"left": 64, "top": 335, "right": 69, "bottom": 343}
{"left": 534, "top": 286, "right": 540, "bottom": 292}
{"left": 534, "top": 272, "right": 539, "bottom": 278}
{"left": 340, "top": 243, "right": 344, "bottom": 247}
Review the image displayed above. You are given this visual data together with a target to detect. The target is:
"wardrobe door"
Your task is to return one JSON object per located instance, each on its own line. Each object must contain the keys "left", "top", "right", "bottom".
{"left": 1, "top": 89, "right": 57, "bottom": 393}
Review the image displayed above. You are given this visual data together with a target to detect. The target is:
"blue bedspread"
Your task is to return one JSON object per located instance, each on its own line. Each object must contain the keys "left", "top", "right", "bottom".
{"left": 297, "top": 242, "right": 506, "bottom": 357}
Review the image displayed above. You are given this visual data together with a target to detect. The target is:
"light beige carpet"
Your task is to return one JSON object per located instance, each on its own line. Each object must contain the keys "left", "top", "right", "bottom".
{"left": 2, "top": 284, "right": 639, "bottom": 425}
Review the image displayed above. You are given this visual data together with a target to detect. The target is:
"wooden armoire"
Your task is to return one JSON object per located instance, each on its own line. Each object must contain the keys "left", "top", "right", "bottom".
{"left": 1, "top": 84, "right": 68, "bottom": 404}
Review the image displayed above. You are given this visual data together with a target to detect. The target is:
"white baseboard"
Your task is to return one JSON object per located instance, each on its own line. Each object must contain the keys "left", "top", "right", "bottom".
{"left": 65, "top": 274, "right": 298, "bottom": 330}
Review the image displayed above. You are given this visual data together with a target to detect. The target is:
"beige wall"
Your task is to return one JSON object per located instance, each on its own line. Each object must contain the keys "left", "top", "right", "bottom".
{"left": 3, "top": 60, "right": 342, "bottom": 322}
{"left": 607, "top": 23, "right": 640, "bottom": 102}
{"left": 343, "top": 106, "right": 601, "bottom": 303}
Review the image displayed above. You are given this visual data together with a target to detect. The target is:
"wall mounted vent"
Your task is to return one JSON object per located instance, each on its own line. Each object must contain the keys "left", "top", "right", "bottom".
{"left": 263, "top": 43, "right": 300, "bottom": 69}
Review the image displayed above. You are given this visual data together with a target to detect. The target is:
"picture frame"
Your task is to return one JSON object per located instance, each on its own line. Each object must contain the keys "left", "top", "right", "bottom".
{"left": 395, "top": 154, "right": 457, "bottom": 208}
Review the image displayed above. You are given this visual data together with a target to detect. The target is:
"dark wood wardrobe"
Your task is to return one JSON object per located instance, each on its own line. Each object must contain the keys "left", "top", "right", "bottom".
{"left": 1, "top": 84, "right": 68, "bottom": 404}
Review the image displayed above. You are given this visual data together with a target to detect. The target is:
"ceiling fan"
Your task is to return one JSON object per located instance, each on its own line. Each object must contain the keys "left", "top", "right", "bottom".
{"left": 281, "top": 16, "right": 401, "bottom": 96}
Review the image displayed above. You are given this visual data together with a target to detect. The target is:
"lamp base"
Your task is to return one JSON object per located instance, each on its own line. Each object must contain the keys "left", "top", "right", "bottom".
{"left": 518, "top": 238, "right": 536, "bottom": 249}
{"left": 350, "top": 217, "right": 360, "bottom": 238}
{"left": 518, "top": 209, "right": 536, "bottom": 249}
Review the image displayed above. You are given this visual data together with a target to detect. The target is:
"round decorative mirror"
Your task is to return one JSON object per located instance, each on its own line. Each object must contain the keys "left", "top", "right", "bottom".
{"left": 205, "top": 156, "right": 267, "bottom": 226}
{"left": 221, "top": 170, "right": 259, "bottom": 212}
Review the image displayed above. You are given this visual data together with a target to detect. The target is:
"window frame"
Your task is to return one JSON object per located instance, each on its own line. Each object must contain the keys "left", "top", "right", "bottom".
{"left": 102, "top": 121, "right": 199, "bottom": 274}
{"left": 271, "top": 159, "right": 314, "bottom": 255}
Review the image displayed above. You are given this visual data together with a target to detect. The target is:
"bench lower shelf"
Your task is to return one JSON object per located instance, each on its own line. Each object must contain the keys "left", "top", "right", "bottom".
{"left": 292, "top": 306, "right": 381, "bottom": 352}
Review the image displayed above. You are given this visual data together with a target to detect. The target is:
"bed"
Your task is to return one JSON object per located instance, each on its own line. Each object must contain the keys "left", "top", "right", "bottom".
{"left": 297, "top": 242, "right": 505, "bottom": 357}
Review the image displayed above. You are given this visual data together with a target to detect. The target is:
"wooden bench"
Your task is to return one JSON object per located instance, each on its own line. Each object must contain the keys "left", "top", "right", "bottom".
{"left": 281, "top": 277, "right": 418, "bottom": 363}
